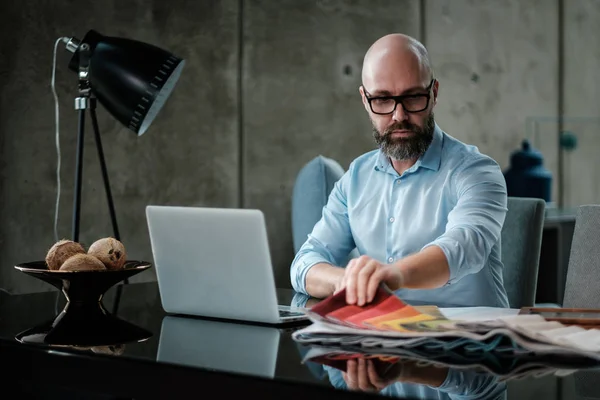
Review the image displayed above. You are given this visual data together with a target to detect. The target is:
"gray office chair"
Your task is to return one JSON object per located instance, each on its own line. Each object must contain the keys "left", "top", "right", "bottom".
{"left": 561, "top": 205, "right": 600, "bottom": 309}
{"left": 500, "top": 197, "right": 546, "bottom": 308}
{"left": 292, "top": 155, "right": 346, "bottom": 254}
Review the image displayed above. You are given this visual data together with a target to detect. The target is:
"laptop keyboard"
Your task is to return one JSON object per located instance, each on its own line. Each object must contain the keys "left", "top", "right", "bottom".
{"left": 279, "top": 309, "right": 304, "bottom": 318}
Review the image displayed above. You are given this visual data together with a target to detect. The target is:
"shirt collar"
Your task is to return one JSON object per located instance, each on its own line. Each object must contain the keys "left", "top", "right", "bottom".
{"left": 373, "top": 123, "right": 443, "bottom": 174}
{"left": 416, "top": 123, "right": 443, "bottom": 171}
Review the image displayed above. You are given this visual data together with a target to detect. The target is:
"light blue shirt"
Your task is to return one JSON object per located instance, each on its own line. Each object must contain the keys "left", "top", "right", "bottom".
{"left": 290, "top": 124, "right": 510, "bottom": 308}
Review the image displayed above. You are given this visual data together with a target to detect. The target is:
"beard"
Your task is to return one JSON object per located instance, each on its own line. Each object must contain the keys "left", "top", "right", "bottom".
{"left": 372, "top": 112, "right": 435, "bottom": 161}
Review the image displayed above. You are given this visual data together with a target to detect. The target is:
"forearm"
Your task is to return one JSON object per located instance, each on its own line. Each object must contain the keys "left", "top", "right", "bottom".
{"left": 393, "top": 245, "right": 450, "bottom": 290}
{"left": 305, "top": 263, "right": 346, "bottom": 298}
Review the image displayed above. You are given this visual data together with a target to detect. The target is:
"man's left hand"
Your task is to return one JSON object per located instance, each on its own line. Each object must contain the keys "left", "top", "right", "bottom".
{"left": 337, "top": 255, "right": 404, "bottom": 306}
{"left": 342, "top": 358, "right": 403, "bottom": 392}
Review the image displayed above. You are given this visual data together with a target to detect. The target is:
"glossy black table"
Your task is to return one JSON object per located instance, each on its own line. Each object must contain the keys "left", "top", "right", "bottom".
{"left": 1, "top": 282, "right": 599, "bottom": 399}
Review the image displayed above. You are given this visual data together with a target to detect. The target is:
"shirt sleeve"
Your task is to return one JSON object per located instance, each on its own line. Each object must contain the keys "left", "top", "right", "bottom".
{"left": 435, "top": 368, "right": 506, "bottom": 399}
{"left": 290, "top": 168, "right": 357, "bottom": 294}
{"left": 422, "top": 154, "right": 508, "bottom": 285}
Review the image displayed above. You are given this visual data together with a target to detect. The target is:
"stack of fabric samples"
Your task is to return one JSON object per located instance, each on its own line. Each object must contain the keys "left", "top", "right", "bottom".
{"left": 294, "top": 286, "right": 600, "bottom": 362}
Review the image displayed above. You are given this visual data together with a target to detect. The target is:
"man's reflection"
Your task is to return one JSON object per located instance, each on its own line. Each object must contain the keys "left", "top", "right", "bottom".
{"left": 343, "top": 358, "right": 446, "bottom": 391}
{"left": 325, "top": 356, "right": 507, "bottom": 400}
{"left": 291, "top": 292, "right": 506, "bottom": 399}
{"left": 291, "top": 292, "right": 319, "bottom": 309}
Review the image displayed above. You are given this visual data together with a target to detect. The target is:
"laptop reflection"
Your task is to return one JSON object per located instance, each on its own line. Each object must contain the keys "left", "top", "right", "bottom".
{"left": 157, "top": 315, "right": 281, "bottom": 379}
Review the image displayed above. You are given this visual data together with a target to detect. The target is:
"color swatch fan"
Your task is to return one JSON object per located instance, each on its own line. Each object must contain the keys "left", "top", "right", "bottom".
{"left": 305, "top": 285, "right": 447, "bottom": 332}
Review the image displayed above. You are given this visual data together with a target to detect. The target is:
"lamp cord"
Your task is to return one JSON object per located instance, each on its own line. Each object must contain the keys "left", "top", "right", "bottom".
{"left": 51, "top": 37, "right": 69, "bottom": 243}
{"left": 52, "top": 37, "right": 69, "bottom": 314}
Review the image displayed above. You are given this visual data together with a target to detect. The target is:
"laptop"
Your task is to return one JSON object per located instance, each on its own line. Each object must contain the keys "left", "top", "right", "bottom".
{"left": 157, "top": 315, "right": 280, "bottom": 379}
{"left": 145, "top": 205, "right": 308, "bottom": 325}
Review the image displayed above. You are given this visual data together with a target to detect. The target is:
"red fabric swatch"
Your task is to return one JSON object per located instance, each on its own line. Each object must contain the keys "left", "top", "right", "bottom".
{"left": 308, "top": 285, "right": 408, "bottom": 328}
{"left": 343, "top": 295, "right": 411, "bottom": 327}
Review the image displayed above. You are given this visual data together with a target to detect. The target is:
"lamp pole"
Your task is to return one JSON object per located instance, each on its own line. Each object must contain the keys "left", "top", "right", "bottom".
{"left": 72, "top": 42, "right": 121, "bottom": 243}
{"left": 72, "top": 42, "right": 90, "bottom": 243}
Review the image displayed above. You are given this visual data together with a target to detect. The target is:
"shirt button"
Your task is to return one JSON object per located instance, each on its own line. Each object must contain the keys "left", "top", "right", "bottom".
{"left": 396, "top": 180, "right": 401, "bottom": 185}
{"left": 388, "top": 257, "right": 394, "bottom": 263}
{"left": 389, "top": 217, "right": 395, "bottom": 223}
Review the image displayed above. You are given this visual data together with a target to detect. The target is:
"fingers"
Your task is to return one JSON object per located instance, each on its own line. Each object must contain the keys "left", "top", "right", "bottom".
{"left": 345, "top": 256, "right": 382, "bottom": 306}
{"left": 356, "top": 260, "right": 378, "bottom": 306}
{"left": 344, "top": 359, "right": 381, "bottom": 392}
{"left": 356, "top": 358, "right": 371, "bottom": 391}
{"left": 345, "top": 256, "right": 369, "bottom": 305}
{"left": 335, "top": 259, "right": 352, "bottom": 295}
{"left": 345, "top": 359, "right": 358, "bottom": 390}
{"left": 341, "top": 256, "right": 401, "bottom": 306}
{"left": 367, "top": 266, "right": 386, "bottom": 303}
{"left": 344, "top": 258, "right": 359, "bottom": 304}
{"left": 367, "top": 360, "right": 387, "bottom": 390}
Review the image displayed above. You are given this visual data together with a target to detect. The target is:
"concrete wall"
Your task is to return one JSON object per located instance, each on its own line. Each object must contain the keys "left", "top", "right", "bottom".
{"left": 562, "top": 0, "right": 600, "bottom": 207}
{"left": 243, "top": 0, "right": 420, "bottom": 289}
{"left": 425, "top": 0, "right": 559, "bottom": 201}
{"left": 0, "top": 0, "right": 595, "bottom": 294}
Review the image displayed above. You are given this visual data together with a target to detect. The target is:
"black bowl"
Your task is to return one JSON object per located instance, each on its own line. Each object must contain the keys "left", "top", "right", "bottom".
{"left": 15, "top": 300, "right": 152, "bottom": 352}
{"left": 14, "top": 260, "right": 151, "bottom": 304}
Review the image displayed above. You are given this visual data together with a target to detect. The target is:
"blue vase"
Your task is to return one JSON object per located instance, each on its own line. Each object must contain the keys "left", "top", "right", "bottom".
{"left": 503, "top": 139, "right": 552, "bottom": 202}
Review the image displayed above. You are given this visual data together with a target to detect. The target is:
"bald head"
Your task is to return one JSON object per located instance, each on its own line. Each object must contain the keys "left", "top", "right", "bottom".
{"left": 361, "top": 34, "right": 433, "bottom": 91}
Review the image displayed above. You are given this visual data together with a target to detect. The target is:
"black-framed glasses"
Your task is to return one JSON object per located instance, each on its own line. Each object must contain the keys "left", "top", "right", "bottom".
{"left": 363, "top": 79, "right": 435, "bottom": 115}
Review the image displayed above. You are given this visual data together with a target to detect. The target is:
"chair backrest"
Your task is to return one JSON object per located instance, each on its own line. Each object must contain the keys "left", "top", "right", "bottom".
{"left": 562, "top": 205, "right": 600, "bottom": 308}
{"left": 500, "top": 197, "right": 546, "bottom": 308}
{"left": 291, "top": 155, "right": 359, "bottom": 267}
{"left": 291, "top": 155, "right": 346, "bottom": 253}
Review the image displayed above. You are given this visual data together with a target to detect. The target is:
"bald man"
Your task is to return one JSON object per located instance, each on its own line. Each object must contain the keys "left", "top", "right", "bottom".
{"left": 290, "top": 34, "right": 509, "bottom": 308}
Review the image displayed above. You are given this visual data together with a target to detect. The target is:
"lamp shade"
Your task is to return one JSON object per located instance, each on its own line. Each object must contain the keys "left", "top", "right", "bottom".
{"left": 68, "top": 30, "right": 185, "bottom": 136}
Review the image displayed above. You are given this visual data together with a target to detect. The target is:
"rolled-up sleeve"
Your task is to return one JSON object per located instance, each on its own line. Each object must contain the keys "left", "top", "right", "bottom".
{"left": 290, "top": 170, "right": 356, "bottom": 294}
{"left": 435, "top": 368, "right": 506, "bottom": 399}
{"left": 423, "top": 154, "right": 507, "bottom": 285}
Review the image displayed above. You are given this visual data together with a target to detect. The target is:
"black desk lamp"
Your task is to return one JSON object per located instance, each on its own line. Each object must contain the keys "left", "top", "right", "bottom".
{"left": 60, "top": 30, "right": 185, "bottom": 243}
